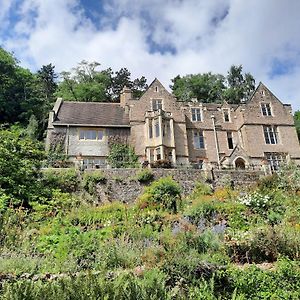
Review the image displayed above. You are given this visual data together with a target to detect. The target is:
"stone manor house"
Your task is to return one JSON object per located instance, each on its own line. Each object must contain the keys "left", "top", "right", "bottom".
{"left": 46, "top": 79, "right": 300, "bottom": 171}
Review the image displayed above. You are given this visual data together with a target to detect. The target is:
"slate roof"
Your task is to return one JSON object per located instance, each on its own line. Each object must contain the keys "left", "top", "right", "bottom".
{"left": 53, "top": 101, "right": 130, "bottom": 127}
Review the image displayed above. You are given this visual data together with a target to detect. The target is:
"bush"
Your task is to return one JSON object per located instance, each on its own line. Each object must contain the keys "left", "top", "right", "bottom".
{"left": 135, "top": 169, "right": 154, "bottom": 183}
{"left": 108, "top": 143, "right": 139, "bottom": 168}
{"left": 82, "top": 171, "right": 106, "bottom": 195}
{"left": 226, "top": 225, "right": 300, "bottom": 263}
{"left": 150, "top": 159, "right": 172, "bottom": 169}
{"left": 138, "top": 177, "right": 181, "bottom": 213}
{"left": 42, "top": 168, "right": 80, "bottom": 193}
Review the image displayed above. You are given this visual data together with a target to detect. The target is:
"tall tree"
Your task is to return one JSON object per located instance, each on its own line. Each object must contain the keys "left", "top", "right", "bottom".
{"left": 170, "top": 73, "right": 226, "bottom": 102}
{"left": 0, "top": 47, "right": 34, "bottom": 123}
{"left": 37, "top": 64, "right": 58, "bottom": 102}
{"left": 223, "top": 65, "right": 255, "bottom": 103}
{"left": 56, "top": 62, "right": 148, "bottom": 102}
{"left": 56, "top": 61, "right": 112, "bottom": 102}
{"left": 171, "top": 65, "right": 255, "bottom": 104}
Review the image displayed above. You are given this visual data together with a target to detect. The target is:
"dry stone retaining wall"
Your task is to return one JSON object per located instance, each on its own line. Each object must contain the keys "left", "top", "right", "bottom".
{"left": 85, "top": 168, "right": 263, "bottom": 203}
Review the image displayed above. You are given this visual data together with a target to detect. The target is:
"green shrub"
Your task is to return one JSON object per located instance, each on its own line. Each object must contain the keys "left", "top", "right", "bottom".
{"left": 108, "top": 143, "right": 139, "bottom": 168}
{"left": 189, "top": 182, "right": 213, "bottom": 200}
{"left": 135, "top": 169, "right": 154, "bottom": 183}
{"left": 82, "top": 171, "right": 106, "bottom": 195}
{"left": 42, "top": 168, "right": 80, "bottom": 193}
{"left": 139, "top": 177, "right": 181, "bottom": 213}
{"left": 226, "top": 225, "right": 300, "bottom": 263}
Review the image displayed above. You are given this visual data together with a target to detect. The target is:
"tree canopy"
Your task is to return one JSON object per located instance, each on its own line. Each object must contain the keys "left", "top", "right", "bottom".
{"left": 170, "top": 65, "right": 255, "bottom": 104}
{"left": 0, "top": 126, "right": 45, "bottom": 208}
{"left": 0, "top": 47, "right": 58, "bottom": 137}
{"left": 55, "top": 61, "right": 148, "bottom": 102}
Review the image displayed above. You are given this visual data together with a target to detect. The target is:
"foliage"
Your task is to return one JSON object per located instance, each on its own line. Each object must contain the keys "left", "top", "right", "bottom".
{"left": 170, "top": 65, "right": 255, "bottom": 104}
{"left": 0, "top": 127, "right": 45, "bottom": 208}
{"left": 139, "top": 177, "right": 181, "bottom": 213}
{"left": 135, "top": 169, "right": 154, "bottom": 183}
{"left": 150, "top": 159, "right": 172, "bottom": 168}
{"left": 41, "top": 168, "right": 80, "bottom": 193}
{"left": 0, "top": 48, "right": 58, "bottom": 137}
{"left": 108, "top": 143, "right": 139, "bottom": 168}
{"left": 82, "top": 171, "right": 107, "bottom": 195}
{"left": 55, "top": 61, "right": 148, "bottom": 102}
{"left": 171, "top": 72, "right": 225, "bottom": 102}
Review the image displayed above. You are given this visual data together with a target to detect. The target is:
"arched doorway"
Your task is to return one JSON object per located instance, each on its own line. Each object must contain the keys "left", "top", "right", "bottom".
{"left": 235, "top": 157, "right": 246, "bottom": 169}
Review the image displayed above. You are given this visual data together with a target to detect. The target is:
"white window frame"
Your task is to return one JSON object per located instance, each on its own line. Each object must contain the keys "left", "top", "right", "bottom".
{"left": 191, "top": 108, "right": 202, "bottom": 122}
{"left": 193, "top": 131, "right": 205, "bottom": 149}
{"left": 261, "top": 103, "right": 272, "bottom": 116}
{"left": 152, "top": 99, "right": 163, "bottom": 111}
{"left": 79, "top": 129, "right": 104, "bottom": 141}
{"left": 265, "top": 152, "right": 286, "bottom": 171}
{"left": 263, "top": 126, "right": 278, "bottom": 144}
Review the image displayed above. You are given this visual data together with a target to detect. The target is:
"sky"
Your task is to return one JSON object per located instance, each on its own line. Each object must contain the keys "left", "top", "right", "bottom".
{"left": 0, "top": 0, "right": 300, "bottom": 110}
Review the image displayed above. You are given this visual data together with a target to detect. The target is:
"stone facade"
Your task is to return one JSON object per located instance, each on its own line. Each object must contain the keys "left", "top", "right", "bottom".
{"left": 46, "top": 78, "right": 300, "bottom": 171}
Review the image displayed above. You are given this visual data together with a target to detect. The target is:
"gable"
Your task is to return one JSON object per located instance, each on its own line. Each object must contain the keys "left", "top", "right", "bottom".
{"left": 129, "top": 78, "right": 186, "bottom": 122}
{"left": 241, "top": 82, "right": 294, "bottom": 125}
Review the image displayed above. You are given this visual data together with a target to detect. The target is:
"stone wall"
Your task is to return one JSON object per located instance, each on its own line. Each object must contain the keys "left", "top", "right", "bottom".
{"left": 85, "top": 168, "right": 263, "bottom": 204}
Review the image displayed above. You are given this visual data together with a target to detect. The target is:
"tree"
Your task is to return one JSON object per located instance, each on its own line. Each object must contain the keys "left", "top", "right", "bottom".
{"left": 56, "top": 61, "right": 112, "bottom": 102}
{"left": 56, "top": 62, "right": 148, "bottom": 102}
{"left": 170, "top": 65, "right": 255, "bottom": 104}
{"left": 0, "top": 47, "right": 35, "bottom": 124}
{"left": 132, "top": 76, "right": 148, "bottom": 98}
{"left": 294, "top": 111, "right": 300, "bottom": 141}
{"left": 110, "top": 67, "right": 132, "bottom": 101}
{"left": 37, "top": 63, "right": 58, "bottom": 100}
{"left": 224, "top": 65, "right": 255, "bottom": 103}
{"left": 170, "top": 73, "right": 225, "bottom": 102}
{"left": 0, "top": 126, "right": 45, "bottom": 208}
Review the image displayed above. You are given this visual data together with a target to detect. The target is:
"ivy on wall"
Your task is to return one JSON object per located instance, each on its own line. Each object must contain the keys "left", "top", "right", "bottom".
{"left": 107, "top": 143, "right": 139, "bottom": 168}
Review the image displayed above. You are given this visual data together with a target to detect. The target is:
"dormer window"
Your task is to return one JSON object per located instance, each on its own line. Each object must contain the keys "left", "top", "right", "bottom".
{"left": 191, "top": 108, "right": 202, "bottom": 122}
{"left": 152, "top": 99, "right": 162, "bottom": 111}
{"left": 261, "top": 103, "right": 272, "bottom": 116}
{"left": 223, "top": 109, "right": 230, "bottom": 122}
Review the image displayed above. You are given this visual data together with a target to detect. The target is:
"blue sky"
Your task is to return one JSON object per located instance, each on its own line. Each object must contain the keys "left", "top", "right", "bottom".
{"left": 0, "top": 0, "right": 300, "bottom": 110}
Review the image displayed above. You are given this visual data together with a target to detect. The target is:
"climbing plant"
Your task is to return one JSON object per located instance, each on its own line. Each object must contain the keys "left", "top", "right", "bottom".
{"left": 107, "top": 143, "right": 139, "bottom": 168}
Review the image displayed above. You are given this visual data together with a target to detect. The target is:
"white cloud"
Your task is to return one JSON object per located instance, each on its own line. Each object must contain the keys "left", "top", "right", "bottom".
{"left": 1, "top": 0, "right": 300, "bottom": 110}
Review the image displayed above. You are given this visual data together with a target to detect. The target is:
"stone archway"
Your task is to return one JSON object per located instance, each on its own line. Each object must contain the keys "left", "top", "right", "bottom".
{"left": 234, "top": 157, "right": 246, "bottom": 169}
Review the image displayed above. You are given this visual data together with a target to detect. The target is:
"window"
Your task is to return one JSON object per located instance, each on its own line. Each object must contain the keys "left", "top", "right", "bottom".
{"left": 83, "top": 157, "right": 106, "bottom": 169}
{"left": 149, "top": 149, "right": 154, "bottom": 162}
{"left": 223, "top": 109, "right": 230, "bottom": 122}
{"left": 265, "top": 153, "right": 286, "bottom": 171}
{"left": 155, "top": 86, "right": 159, "bottom": 92}
{"left": 156, "top": 147, "right": 161, "bottom": 160}
{"left": 193, "top": 131, "right": 205, "bottom": 149}
{"left": 152, "top": 99, "right": 162, "bottom": 110}
{"left": 79, "top": 129, "right": 104, "bottom": 141}
{"left": 261, "top": 103, "right": 272, "bottom": 116}
{"left": 264, "top": 126, "right": 278, "bottom": 144}
{"left": 227, "top": 132, "right": 234, "bottom": 149}
{"left": 149, "top": 119, "right": 153, "bottom": 138}
{"left": 155, "top": 121, "right": 160, "bottom": 137}
{"left": 191, "top": 108, "right": 202, "bottom": 122}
